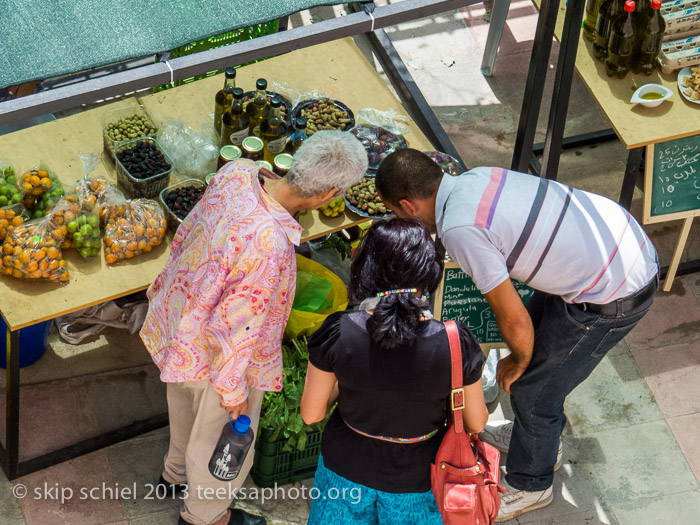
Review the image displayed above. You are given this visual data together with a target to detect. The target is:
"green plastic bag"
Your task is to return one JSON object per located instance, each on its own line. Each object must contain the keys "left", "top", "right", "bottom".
{"left": 284, "top": 254, "right": 348, "bottom": 340}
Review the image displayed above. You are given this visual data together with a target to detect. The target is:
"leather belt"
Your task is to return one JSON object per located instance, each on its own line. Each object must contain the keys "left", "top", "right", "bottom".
{"left": 579, "top": 275, "right": 658, "bottom": 316}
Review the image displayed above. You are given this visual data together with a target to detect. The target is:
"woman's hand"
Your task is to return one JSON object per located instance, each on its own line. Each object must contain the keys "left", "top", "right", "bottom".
{"left": 221, "top": 398, "right": 248, "bottom": 420}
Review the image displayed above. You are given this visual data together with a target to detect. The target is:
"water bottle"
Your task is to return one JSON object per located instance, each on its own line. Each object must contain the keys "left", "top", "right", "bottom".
{"left": 208, "top": 414, "right": 254, "bottom": 481}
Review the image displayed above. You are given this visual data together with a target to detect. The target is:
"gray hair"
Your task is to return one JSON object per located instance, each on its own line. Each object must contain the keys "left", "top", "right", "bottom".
{"left": 286, "top": 130, "right": 368, "bottom": 197}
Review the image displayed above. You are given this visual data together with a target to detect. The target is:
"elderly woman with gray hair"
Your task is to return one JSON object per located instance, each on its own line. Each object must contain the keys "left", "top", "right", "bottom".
{"left": 140, "top": 130, "right": 368, "bottom": 525}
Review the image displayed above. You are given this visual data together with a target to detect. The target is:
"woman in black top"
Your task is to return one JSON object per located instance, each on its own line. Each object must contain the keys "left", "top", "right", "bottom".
{"left": 301, "top": 219, "right": 488, "bottom": 524}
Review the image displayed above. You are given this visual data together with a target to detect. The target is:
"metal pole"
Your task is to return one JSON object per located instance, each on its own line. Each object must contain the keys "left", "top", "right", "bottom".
{"left": 510, "top": 0, "right": 561, "bottom": 173}
{"left": 5, "top": 329, "right": 20, "bottom": 479}
{"left": 540, "top": 0, "right": 586, "bottom": 180}
{"left": 0, "top": 0, "right": 479, "bottom": 126}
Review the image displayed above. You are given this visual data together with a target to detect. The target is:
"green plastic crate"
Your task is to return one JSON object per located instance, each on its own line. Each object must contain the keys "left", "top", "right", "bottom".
{"left": 155, "top": 20, "right": 279, "bottom": 91}
{"left": 251, "top": 426, "right": 323, "bottom": 488}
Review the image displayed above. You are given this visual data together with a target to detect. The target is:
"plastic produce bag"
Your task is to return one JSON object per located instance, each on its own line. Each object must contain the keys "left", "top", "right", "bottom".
{"left": 0, "top": 160, "right": 23, "bottom": 208}
{"left": 482, "top": 348, "right": 501, "bottom": 404}
{"left": 102, "top": 194, "right": 167, "bottom": 265}
{"left": 0, "top": 205, "right": 28, "bottom": 244}
{"left": 350, "top": 126, "right": 407, "bottom": 170}
{"left": 284, "top": 254, "right": 348, "bottom": 340}
{"left": 0, "top": 215, "right": 69, "bottom": 283}
{"left": 51, "top": 194, "right": 101, "bottom": 259}
{"left": 357, "top": 107, "right": 410, "bottom": 135}
{"left": 19, "top": 162, "right": 65, "bottom": 218}
{"left": 156, "top": 118, "right": 218, "bottom": 180}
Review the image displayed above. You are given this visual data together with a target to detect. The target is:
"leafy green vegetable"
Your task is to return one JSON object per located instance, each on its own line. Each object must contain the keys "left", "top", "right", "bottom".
{"left": 320, "top": 234, "right": 352, "bottom": 261}
{"left": 259, "top": 337, "right": 330, "bottom": 451}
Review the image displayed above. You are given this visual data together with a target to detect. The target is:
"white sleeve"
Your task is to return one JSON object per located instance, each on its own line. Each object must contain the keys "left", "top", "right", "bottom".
{"left": 442, "top": 226, "right": 510, "bottom": 294}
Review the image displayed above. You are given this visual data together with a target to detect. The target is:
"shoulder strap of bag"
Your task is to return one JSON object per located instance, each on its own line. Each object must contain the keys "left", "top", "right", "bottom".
{"left": 444, "top": 320, "right": 465, "bottom": 434}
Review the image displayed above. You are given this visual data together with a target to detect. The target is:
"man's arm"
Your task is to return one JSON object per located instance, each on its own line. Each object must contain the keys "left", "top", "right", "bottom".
{"left": 483, "top": 278, "right": 534, "bottom": 394}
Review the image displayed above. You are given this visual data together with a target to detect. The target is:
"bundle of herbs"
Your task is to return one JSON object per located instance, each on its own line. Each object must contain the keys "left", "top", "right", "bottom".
{"left": 259, "top": 337, "right": 331, "bottom": 451}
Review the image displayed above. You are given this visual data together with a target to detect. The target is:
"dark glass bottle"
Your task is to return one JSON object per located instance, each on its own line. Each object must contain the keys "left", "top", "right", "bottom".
{"left": 208, "top": 415, "right": 254, "bottom": 482}
{"left": 214, "top": 68, "right": 236, "bottom": 137}
{"left": 221, "top": 88, "right": 249, "bottom": 147}
{"left": 583, "top": 0, "right": 604, "bottom": 42}
{"left": 605, "top": 0, "right": 637, "bottom": 79}
{"left": 634, "top": 0, "right": 666, "bottom": 75}
{"left": 594, "top": 0, "right": 626, "bottom": 60}
{"left": 246, "top": 78, "right": 269, "bottom": 138}
{"left": 260, "top": 97, "right": 288, "bottom": 164}
{"left": 285, "top": 117, "right": 308, "bottom": 155}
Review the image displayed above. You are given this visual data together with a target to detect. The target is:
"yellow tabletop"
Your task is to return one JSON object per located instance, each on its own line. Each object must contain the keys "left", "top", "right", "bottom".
{"left": 0, "top": 37, "right": 432, "bottom": 330}
{"left": 139, "top": 37, "right": 433, "bottom": 240}
{"left": 542, "top": 0, "right": 700, "bottom": 149}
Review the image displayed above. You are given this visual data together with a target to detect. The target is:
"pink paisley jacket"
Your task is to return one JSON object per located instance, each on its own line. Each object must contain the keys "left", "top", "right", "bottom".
{"left": 140, "top": 159, "right": 301, "bottom": 405}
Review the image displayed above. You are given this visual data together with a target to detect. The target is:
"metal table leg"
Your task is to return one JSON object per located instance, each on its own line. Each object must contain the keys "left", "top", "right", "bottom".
{"left": 619, "top": 147, "right": 644, "bottom": 210}
{"left": 349, "top": 2, "right": 467, "bottom": 168}
{"left": 1, "top": 329, "right": 21, "bottom": 479}
{"left": 511, "top": 0, "right": 561, "bottom": 173}
{"left": 540, "top": 0, "right": 586, "bottom": 180}
{"left": 481, "top": 0, "right": 512, "bottom": 76}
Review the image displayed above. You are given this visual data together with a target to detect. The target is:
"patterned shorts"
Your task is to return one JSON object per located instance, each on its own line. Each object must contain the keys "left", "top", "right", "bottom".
{"left": 307, "top": 455, "right": 444, "bottom": 525}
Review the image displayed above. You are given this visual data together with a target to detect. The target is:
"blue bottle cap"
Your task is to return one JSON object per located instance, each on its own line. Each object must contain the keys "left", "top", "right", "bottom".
{"left": 232, "top": 414, "right": 251, "bottom": 435}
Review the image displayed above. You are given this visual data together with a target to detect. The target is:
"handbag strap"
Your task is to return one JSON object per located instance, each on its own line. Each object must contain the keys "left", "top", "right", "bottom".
{"left": 444, "top": 320, "right": 465, "bottom": 435}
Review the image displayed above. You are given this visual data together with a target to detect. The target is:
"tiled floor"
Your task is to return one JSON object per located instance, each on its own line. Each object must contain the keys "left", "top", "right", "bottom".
{"left": 2, "top": 1, "right": 700, "bottom": 524}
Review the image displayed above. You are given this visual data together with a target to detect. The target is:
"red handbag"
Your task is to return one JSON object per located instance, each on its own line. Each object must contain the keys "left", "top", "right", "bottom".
{"left": 431, "top": 321, "right": 504, "bottom": 524}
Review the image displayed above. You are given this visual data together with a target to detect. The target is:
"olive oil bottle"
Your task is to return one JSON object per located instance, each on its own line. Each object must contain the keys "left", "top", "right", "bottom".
{"left": 214, "top": 68, "right": 236, "bottom": 137}
{"left": 634, "top": 0, "right": 665, "bottom": 75}
{"left": 260, "top": 97, "right": 288, "bottom": 164}
{"left": 605, "top": 0, "right": 636, "bottom": 78}
{"left": 221, "top": 88, "right": 249, "bottom": 147}
{"left": 583, "top": 0, "right": 604, "bottom": 42}
{"left": 594, "top": 0, "right": 626, "bottom": 60}
{"left": 285, "top": 117, "right": 308, "bottom": 155}
{"left": 246, "top": 78, "right": 269, "bottom": 137}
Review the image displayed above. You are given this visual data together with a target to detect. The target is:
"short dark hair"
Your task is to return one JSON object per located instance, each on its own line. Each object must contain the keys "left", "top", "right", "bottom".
{"left": 375, "top": 148, "right": 443, "bottom": 205}
{"left": 350, "top": 218, "right": 444, "bottom": 350}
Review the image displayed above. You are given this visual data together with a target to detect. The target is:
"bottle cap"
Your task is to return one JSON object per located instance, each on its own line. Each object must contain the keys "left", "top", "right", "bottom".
{"left": 242, "top": 136, "right": 264, "bottom": 153}
{"left": 295, "top": 117, "right": 307, "bottom": 129}
{"left": 232, "top": 87, "right": 244, "bottom": 98}
{"left": 274, "top": 153, "right": 294, "bottom": 171}
{"left": 225, "top": 67, "right": 236, "bottom": 78}
{"left": 220, "top": 145, "right": 242, "bottom": 161}
{"left": 256, "top": 78, "right": 268, "bottom": 90}
{"left": 651, "top": 0, "right": 661, "bottom": 8}
{"left": 232, "top": 414, "right": 251, "bottom": 435}
{"left": 270, "top": 96, "right": 282, "bottom": 108}
{"left": 624, "top": 0, "right": 634, "bottom": 11}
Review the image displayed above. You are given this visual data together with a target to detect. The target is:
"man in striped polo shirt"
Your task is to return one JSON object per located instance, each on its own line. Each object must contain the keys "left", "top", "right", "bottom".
{"left": 376, "top": 149, "right": 658, "bottom": 521}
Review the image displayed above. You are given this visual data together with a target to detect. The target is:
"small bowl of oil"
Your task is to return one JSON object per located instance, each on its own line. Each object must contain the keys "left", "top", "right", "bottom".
{"left": 630, "top": 83, "right": 673, "bottom": 108}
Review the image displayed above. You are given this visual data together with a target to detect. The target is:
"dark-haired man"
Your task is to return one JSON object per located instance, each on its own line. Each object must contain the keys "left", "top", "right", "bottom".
{"left": 376, "top": 149, "right": 658, "bottom": 521}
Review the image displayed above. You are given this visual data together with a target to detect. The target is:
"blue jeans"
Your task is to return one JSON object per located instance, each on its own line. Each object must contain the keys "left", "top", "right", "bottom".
{"left": 505, "top": 281, "right": 656, "bottom": 491}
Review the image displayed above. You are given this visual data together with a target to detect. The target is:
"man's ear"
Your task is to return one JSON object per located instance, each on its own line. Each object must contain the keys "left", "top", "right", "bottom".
{"left": 398, "top": 198, "right": 418, "bottom": 216}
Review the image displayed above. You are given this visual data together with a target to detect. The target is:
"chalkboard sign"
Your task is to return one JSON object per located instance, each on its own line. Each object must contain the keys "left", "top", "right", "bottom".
{"left": 434, "top": 263, "right": 534, "bottom": 345}
{"left": 647, "top": 135, "right": 700, "bottom": 220}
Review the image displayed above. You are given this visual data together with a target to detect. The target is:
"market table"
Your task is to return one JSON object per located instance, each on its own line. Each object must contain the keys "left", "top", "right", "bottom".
{"left": 535, "top": 0, "right": 700, "bottom": 291}
{"left": 0, "top": 37, "right": 432, "bottom": 480}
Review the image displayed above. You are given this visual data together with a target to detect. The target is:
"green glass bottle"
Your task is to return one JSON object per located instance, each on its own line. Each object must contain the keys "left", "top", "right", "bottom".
{"left": 593, "top": 0, "right": 626, "bottom": 60}
{"left": 285, "top": 117, "right": 308, "bottom": 155}
{"left": 605, "top": 0, "right": 636, "bottom": 79}
{"left": 260, "top": 97, "right": 288, "bottom": 164}
{"left": 634, "top": 0, "right": 666, "bottom": 75}
{"left": 583, "top": 0, "right": 604, "bottom": 42}
{"left": 214, "top": 68, "right": 236, "bottom": 137}
{"left": 221, "top": 88, "right": 249, "bottom": 147}
{"left": 246, "top": 79, "right": 269, "bottom": 138}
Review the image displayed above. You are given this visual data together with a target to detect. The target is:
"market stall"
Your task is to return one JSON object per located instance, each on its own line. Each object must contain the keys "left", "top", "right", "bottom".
{"left": 0, "top": 37, "right": 435, "bottom": 480}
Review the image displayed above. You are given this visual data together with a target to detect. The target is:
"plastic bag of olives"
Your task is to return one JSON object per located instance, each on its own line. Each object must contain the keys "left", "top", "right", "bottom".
{"left": 350, "top": 126, "right": 407, "bottom": 170}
